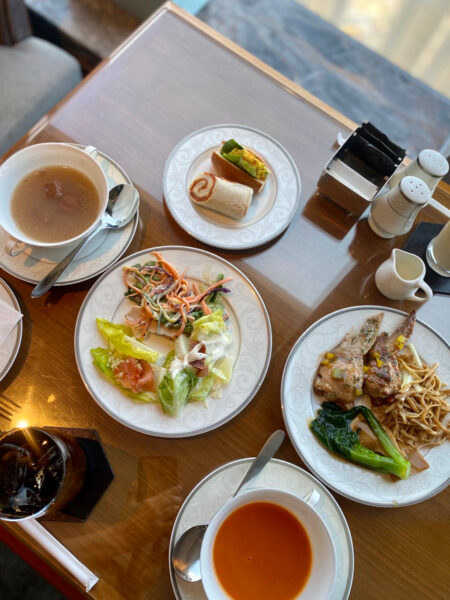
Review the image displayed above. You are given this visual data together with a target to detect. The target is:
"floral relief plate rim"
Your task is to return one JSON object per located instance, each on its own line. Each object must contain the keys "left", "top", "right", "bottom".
{"left": 163, "top": 124, "right": 301, "bottom": 250}
{"left": 169, "top": 457, "right": 354, "bottom": 600}
{"left": 75, "top": 245, "right": 272, "bottom": 438}
{"left": 281, "top": 305, "right": 450, "bottom": 507}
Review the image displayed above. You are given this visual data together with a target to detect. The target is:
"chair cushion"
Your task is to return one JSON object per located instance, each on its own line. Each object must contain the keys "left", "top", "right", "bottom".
{"left": 0, "top": 36, "right": 82, "bottom": 156}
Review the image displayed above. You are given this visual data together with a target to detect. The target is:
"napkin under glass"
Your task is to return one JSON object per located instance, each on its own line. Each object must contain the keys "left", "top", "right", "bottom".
{"left": 0, "top": 298, "right": 22, "bottom": 346}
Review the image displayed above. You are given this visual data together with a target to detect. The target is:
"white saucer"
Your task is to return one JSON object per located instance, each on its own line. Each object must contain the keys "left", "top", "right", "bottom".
{"left": 164, "top": 124, "right": 301, "bottom": 250}
{"left": 169, "top": 458, "right": 354, "bottom": 600}
{"left": 0, "top": 145, "right": 138, "bottom": 285}
{"left": 0, "top": 278, "right": 23, "bottom": 381}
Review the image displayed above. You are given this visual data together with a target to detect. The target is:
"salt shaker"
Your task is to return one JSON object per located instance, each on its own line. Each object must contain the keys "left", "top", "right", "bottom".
{"left": 369, "top": 176, "right": 430, "bottom": 238}
{"left": 389, "top": 149, "right": 449, "bottom": 193}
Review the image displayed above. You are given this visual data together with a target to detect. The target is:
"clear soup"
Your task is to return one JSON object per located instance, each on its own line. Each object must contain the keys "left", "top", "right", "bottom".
{"left": 11, "top": 165, "right": 100, "bottom": 243}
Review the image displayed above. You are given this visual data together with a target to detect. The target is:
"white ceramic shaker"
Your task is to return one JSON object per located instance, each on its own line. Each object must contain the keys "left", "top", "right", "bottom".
{"left": 369, "top": 176, "right": 430, "bottom": 238}
{"left": 389, "top": 149, "right": 449, "bottom": 194}
{"left": 426, "top": 220, "right": 450, "bottom": 277}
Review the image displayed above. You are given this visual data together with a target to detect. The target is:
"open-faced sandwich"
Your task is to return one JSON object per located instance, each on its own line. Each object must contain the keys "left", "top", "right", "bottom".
{"left": 211, "top": 139, "right": 270, "bottom": 193}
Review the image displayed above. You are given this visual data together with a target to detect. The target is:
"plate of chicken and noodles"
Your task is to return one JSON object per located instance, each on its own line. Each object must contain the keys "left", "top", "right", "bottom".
{"left": 281, "top": 306, "right": 450, "bottom": 506}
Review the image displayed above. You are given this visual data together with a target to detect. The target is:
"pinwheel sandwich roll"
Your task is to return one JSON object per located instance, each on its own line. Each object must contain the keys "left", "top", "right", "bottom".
{"left": 189, "top": 172, "right": 253, "bottom": 220}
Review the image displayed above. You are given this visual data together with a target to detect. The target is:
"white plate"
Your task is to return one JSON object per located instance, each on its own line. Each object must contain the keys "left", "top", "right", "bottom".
{"left": 282, "top": 305, "right": 450, "bottom": 507}
{"left": 0, "top": 145, "right": 138, "bottom": 285}
{"left": 169, "top": 458, "right": 354, "bottom": 600}
{"left": 0, "top": 278, "right": 23, "bottom": 381}
{"left": 75, "top": 246, "right": 272, "bottom": 437}
{"left": 164, "top": 124, "right": 301, "bottom": 249}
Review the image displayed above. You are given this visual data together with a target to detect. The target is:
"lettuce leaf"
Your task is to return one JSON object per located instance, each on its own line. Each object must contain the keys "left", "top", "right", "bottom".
{"left": 211, "top": 356, "right": 234, "bottom": 384}
{"left": 96, "top": 318, "right": 160, "bottom": 363}
{"left": 222, "top": 152, "right": 257, "bottom": 178}
{"left": 90, "top": 348, "right": 155, "bottom": 404}
{"left": 191, "top": 310, "right": 226, "bottom": 339}
{"left": 221, "top": 139, "right": 243, "bottom": 154}
{"left": 163, "top": 350, "right": 175, "bottom": 368}
{"left": 158, "top": 369, "right": 198, "bottom": 417}
{"left": 188, "top": 372, "right": 216, "bottom": 404}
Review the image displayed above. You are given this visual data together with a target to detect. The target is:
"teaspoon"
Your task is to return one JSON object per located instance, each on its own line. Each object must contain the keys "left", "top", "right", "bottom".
{"left": 31, "top": 184, "right": 139, "bottom": 298}
{"left": 172, "top": 429, "right": 285, "bottom": 583}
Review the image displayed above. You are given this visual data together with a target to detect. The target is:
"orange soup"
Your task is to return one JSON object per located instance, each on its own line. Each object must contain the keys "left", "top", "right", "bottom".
{"left": 213, "top": 501, "right": 312, "bottom": 600}
{"left": 11, "top": 165, "right": 100, "bottom": 243}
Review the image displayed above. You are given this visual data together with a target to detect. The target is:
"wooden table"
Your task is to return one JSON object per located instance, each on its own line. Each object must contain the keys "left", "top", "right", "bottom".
{"left": 1, "top": 3, "right": 449, "bottom": 599}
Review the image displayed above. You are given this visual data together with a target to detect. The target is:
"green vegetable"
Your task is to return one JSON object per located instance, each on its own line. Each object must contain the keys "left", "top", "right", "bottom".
{"left": 221, "top": 139, "right": 257, "bottom": 178}
{"left": 175, "top": 334, "right": 190, "bottom": 359}
{"left": 96, "top": 318, "right": 160, "bottom": 363}
{"left": 90, "top": 348, "right": 155, "bottom": 404}
{"left": 191, "top": 310, "right": 227, "bottom": 339}
{"left": 221, "top": 139, "right": 244, "bottom": 154}
{"left": 163, "top": 350, "right": 175, "bottom": 368}
{"left": 188, "top": 372, "right": 216, "bottom": 404}
{"left": 310, "top": 403, "right": 411, "bottom": 480}
{"left": 211, "top": 356, "right": 234, "bottom": 384}
{"left": 158, "top": 369, "right": 198, "bottom": 417}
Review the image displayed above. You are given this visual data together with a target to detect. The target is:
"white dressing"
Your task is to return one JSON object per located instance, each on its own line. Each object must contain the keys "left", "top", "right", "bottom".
{"left": 170, "top": 343, "right": 207, "bottom": 378}
{"left": 200, "top": 332, "right": 231, "bottom": 363}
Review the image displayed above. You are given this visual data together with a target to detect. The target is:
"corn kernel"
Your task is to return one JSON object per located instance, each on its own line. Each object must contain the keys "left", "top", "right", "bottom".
{"left": 363, "top": 365, "right": 369, "bottom": 373}
{"left": 397, "top": 335, "right": 406, "bottom": 343}
{"left": 321, "top": 359, "right": 330, "bottom": 366}
{"left": 373, "top": 351, "right": 381, "bottom": 359}
{"left": 355, "top": 389, "right": 363, "bottom": 397}
{"left": 326, "top": 353, "right": 335, "bottom": 360}
{"left": 376, "top": 358, "right": 384, "bottom": 368}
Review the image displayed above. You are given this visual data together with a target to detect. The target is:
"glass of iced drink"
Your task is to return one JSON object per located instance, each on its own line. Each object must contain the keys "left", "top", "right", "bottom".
{"left": 0, "top": 427, "right": 87, "bottom": 521}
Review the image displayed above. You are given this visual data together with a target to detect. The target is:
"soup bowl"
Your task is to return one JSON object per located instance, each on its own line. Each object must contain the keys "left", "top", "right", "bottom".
{"left": 200, "top": 487, "right": 336, "bottom": 600}
{"left": 0, "top": 143, "right": 108, "bottom": 250}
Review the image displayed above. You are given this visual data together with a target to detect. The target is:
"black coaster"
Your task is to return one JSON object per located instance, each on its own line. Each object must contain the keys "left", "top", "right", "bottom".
{"left": 403, "top": 222, "right": 450, "bottom": 295}
{"left": 40, "top": 428, "right": 114, "bottom": 522}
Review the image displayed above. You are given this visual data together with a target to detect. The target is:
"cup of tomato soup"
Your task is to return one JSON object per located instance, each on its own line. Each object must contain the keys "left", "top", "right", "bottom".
{"left": 0, "top": 143, "right": 108, "bottom": 253}
{"left": 200, "top": 488, "right": 336, "bottom": 600}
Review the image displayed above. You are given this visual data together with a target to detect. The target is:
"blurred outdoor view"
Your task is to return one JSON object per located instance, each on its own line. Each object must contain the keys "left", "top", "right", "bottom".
{"left": 296, "top": 0, "right": 450, "bottom": 99}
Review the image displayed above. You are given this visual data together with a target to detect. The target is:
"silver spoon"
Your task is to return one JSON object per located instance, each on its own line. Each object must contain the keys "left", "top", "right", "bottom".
{"left": 31, "top": 184, "right": 139, "bottom": 298}
{"left": 172, "top": 429, "right": 285, "bottom": 583}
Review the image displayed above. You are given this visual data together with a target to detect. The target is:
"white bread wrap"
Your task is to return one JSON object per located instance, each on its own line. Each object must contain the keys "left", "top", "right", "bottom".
{"left": 189, "top": 172, "right": 253, "bottom": 220}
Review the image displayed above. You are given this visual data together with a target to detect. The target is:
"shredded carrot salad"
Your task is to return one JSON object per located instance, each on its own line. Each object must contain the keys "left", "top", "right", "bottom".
{"left": 123, "top": 251, "right": 231, "bottom": 339}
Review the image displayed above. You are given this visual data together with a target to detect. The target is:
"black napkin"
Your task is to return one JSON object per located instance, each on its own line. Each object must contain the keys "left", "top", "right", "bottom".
{"left": 402, "top": 222, "right": 450, "bottom": 295}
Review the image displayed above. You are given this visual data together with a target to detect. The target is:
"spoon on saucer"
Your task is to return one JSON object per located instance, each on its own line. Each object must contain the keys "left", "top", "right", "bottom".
{"left": 31, "top": 184, "right": 139, "bottom": 298}
{"left": 172, "top": 429, "right": 285, "bottom": 583}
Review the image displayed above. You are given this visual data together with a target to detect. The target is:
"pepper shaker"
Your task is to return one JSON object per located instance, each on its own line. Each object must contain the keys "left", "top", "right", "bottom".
{"left": 389, "top": 149, "right": 449, "bottom": 193}
{"left": 369, "top": 176, "right": 430, "bottom": 239}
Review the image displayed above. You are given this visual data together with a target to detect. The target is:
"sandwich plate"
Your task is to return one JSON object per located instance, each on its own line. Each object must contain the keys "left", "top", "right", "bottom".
{"left": 281, "top": 306, "right": 450, "bottom": 507}
{"left": 75, "top": 246, "right": 272, "bottom": 437}
{"left": 164, "top": 124, "right": 301, "bottom": 250}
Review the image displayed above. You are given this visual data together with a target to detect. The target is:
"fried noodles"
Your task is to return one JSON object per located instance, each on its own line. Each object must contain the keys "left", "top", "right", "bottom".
{"left": 374, "top": 351, "right": 450, "bottom": 451}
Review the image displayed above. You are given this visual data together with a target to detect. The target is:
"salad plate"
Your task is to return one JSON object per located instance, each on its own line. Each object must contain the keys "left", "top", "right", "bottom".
{"left": 0, "top": 144, "right": 138, "bottom": 286}
{"left": 75, "top": 246, "right": 272, "bottom": 437}
{"left": 164, "top": 124, "right": 301, "bottom": 250}
{"left": 282, "top": 305, "right": 450, "bottom": 507}
{"left": 0, "top": 278, "right": 23, "bottom": 381}
{"left": 169, "top": 458, "right": 354, "bottom": 600}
